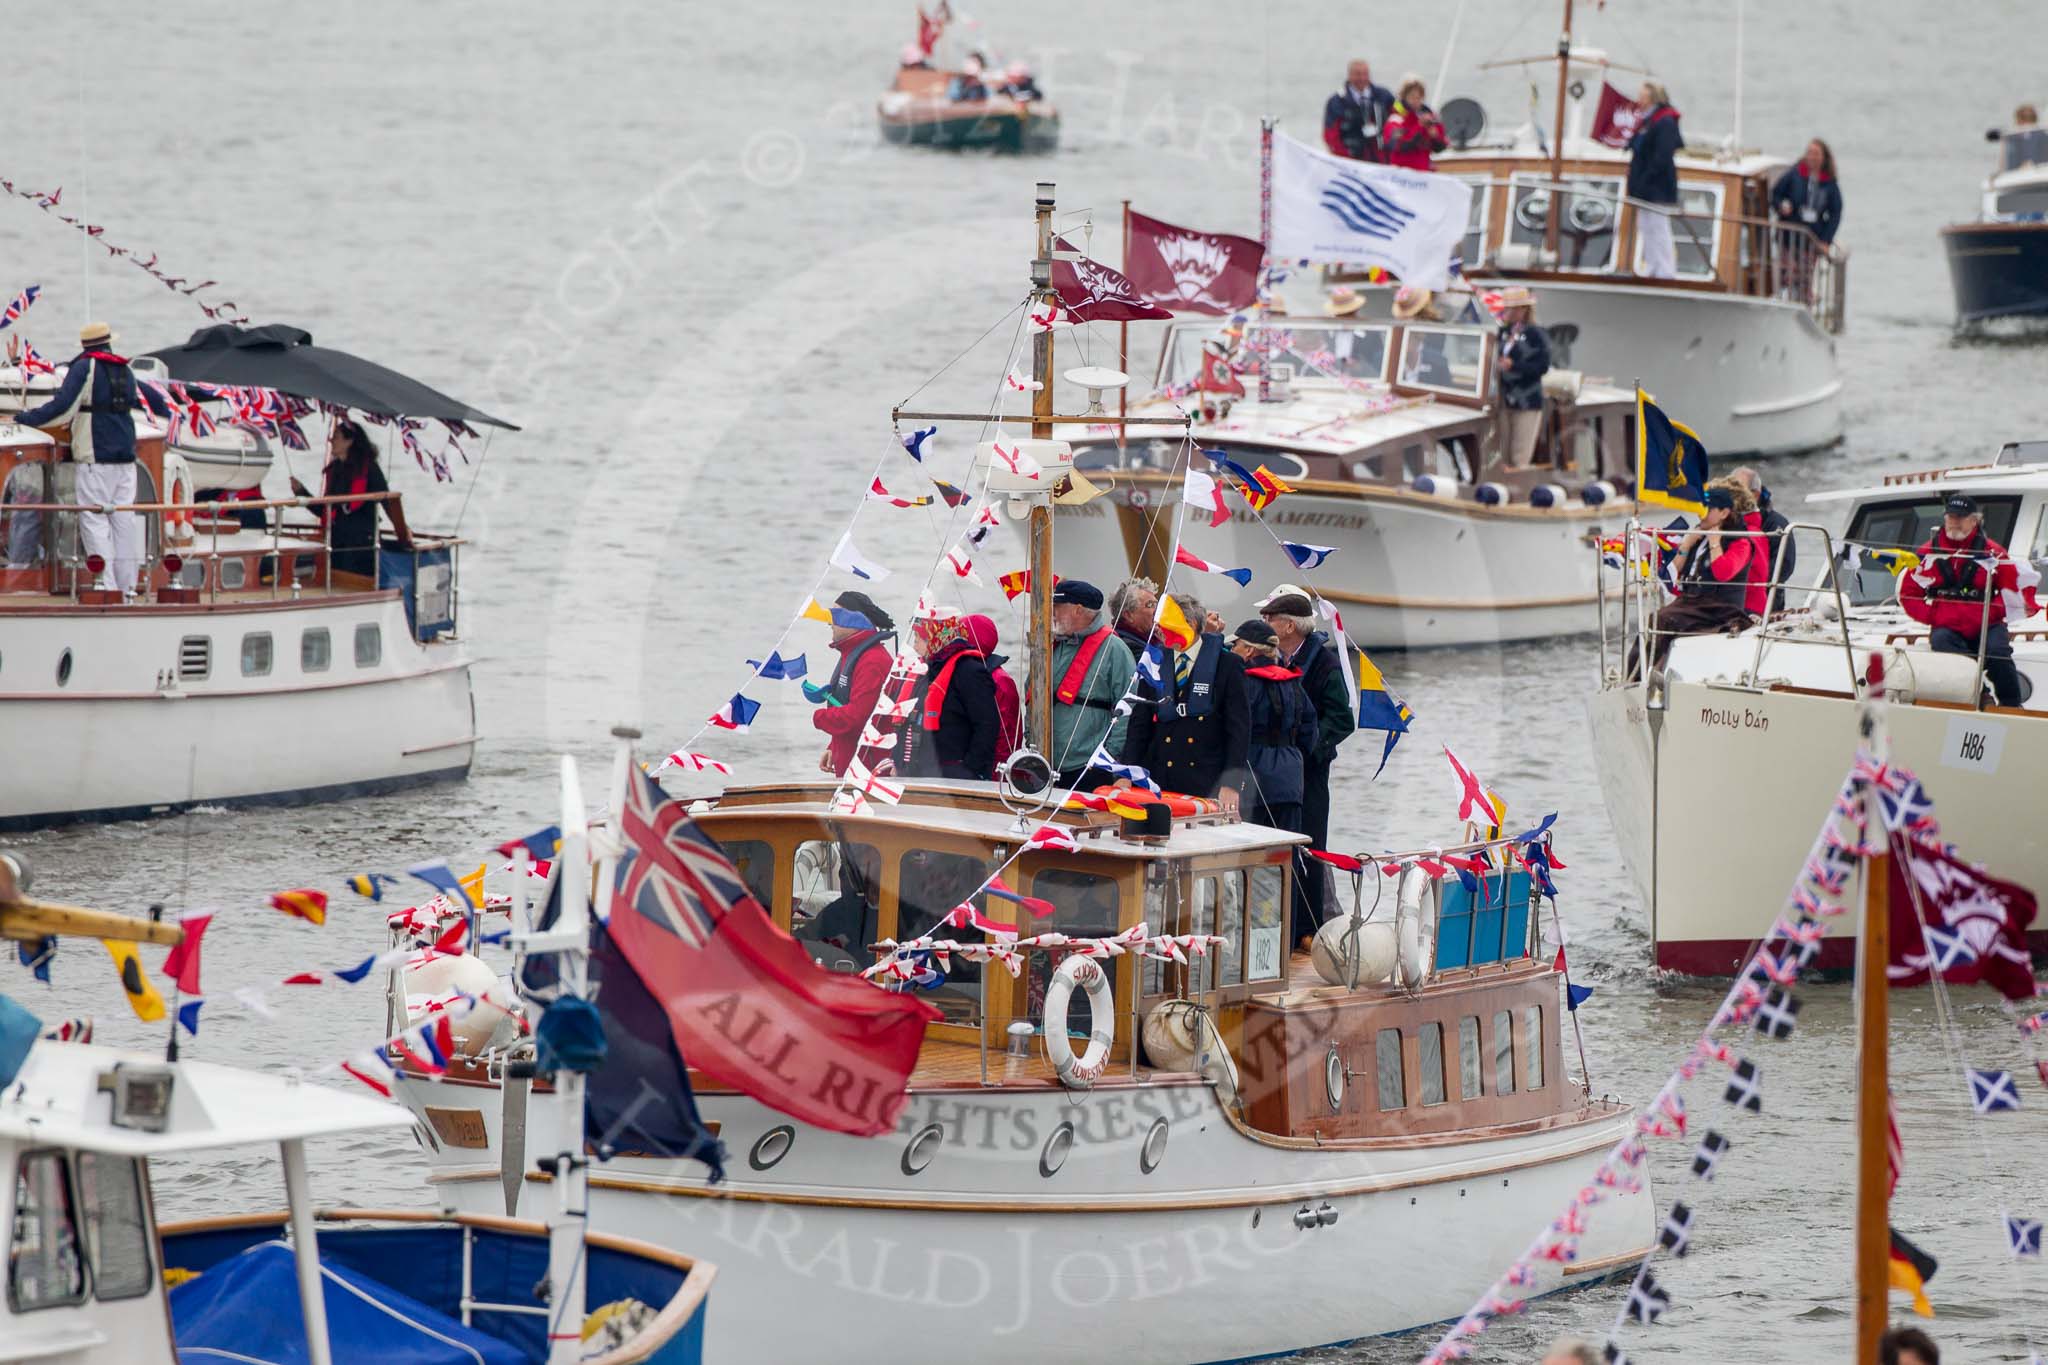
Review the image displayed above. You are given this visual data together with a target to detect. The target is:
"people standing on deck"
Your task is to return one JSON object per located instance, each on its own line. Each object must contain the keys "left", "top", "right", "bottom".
{"left": 1381, "top": 75, "right": 1448, "bottom": 171}
{"left": 288, "top": 418, "right": 414, "bottom": 579}
{"left": 1732, "top": 466, "right": 1796, "bottom": 612}
{"left": 1645, "top": 481, "right": 1758, "bottom": 671}
{"left": 1227, "top": 621, "right": 1318, "bottom": 842}
{"left": 1627, "top": 83, "right": 1685, "bottom": 280}
{"left": 1323, "top": 59, "right": 1395, "bottom": 162}
{"left": 811, "top": 591, "right": 898, "bottom": 777}
{"left": 1771, "top": 139, "right": 1841, "bottom": 300}
{"left": 964, "top": 614, "right": 1021, "bottom": 766}
{"left": 1903, "top": 494, "right": 2033, "bottom": 708}
{"left": 1109, "top": 575, "right": 1160, "bottom": 656}
{"left": 13, "top": 322, "right": 169, "bottom": 598}
{"left": 1046, "top": 580, "right": 1136, "bottom": 787}
{"left": 998, "top": 62, "right": 1042, "bottom": 102}
{"left": 895, "top": 609, "right": 1002, "bottom": 780}
{"left": 1495, "top": 287, "right": 1551, "bottom": 469}
{"left": 1120, "top": 594, "right": 1250, "bottom": 809}
{"left": 1258, "top": 585, "right": 1357, "bottom": 947}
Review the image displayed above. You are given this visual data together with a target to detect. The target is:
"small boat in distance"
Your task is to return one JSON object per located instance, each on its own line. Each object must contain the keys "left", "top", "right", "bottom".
{"left": 878, "top": 6, "right": 1057, "bottom": 153}
{"left": 1942, "top": 117, "right": 2048, "bottom": 326}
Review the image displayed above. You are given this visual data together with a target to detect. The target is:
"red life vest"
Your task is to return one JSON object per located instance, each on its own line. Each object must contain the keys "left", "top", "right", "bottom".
{"left": 920, "top": 647, "right": 985, "bottom": 731}
{"left": 1055, "top": 627, "right": 1113, "bottom": 704}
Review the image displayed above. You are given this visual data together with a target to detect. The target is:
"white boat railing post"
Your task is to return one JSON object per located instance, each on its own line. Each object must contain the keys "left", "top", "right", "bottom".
{"left": 1971, "top": 558, "right": 1997, "bottom": 712}
{"left": 281, "top": 1137, "right": 334, "bottom": 1365}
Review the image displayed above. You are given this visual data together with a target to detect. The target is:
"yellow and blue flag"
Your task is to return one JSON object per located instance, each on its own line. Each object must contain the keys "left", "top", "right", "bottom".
{"left": 1869, "top": 547, "right": 1921, "bottom": 576}
{"left": 348, "top": 872, "right": 401, "bottom": 902}
{"left": 407, "top": 858, "right": 485, "bottom": 911}
{"left": 1356, "top": 651, "right": 1414, "bottom": 778}
{"left": 1635, "top": 387, "right": 1710, "bottom": 515}
{"left": 101, "top": 939, "right": 165, "bottom": 1021}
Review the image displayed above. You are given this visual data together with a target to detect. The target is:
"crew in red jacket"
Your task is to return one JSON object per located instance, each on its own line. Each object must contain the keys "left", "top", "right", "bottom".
{"left": 1381, "top": 76, "right": 1448, "bottom": 171}
{"left": 1645, "top": 481, "right": 1756, "bottom": 671}
{"left": 811, "top": 591, "right": 898, "bottom": 776}
{"left": 1899, "top": 494, "right": 2038, "bottom": 707}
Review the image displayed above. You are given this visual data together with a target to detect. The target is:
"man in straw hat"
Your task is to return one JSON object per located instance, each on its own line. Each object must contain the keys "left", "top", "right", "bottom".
{"left": 14, "top": 322, "right": 166, "bottom": 597}
{"left": 1494, "top": 287, "right": 1551, "bottom": 469}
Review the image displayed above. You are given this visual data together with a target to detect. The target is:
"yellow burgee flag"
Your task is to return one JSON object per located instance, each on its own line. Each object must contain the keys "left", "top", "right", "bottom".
{"left": 102, "top": 939, "right": 165, "bottom": 1022}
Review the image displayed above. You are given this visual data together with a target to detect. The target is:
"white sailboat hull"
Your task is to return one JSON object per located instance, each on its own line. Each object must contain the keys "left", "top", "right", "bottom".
{"left": 406, "top": 1077, "right": 1651, "bottom": 1363}
{"left": 0, "top": 596, "right": 472, "bottom": 827}
{"left": 1513, "top": 281, "right": 1842, "bottom": 457}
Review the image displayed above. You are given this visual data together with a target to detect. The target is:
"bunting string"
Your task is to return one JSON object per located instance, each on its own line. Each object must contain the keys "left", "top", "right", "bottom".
{"left": 0, "top": 179, "right": 251, "bottom": 324}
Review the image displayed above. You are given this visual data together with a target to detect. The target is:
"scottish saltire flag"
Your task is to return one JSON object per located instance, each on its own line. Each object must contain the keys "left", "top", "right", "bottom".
{"left": 1356, "top": 652, "right": 1412, "bottom": 778}
{"left": 1269, "top": 133, "right": 1471, "bottom": 290}
{"left": 1174, "top": 545, "right": 1252, "bottom": 587}
{"left": 708, "top": 693, "right": 761, "bottom": 732}
{"left": 1283, "top": 541, "right": 1337, "bottom": 570}
{"left": 2007, "top": 1215, "right": 2043, "bottom": 1258}
{"left": 1635, "top": 388, "right": 1710, "bottom": 515}
{"left": 1969, "top": 1068, "right": 2020, "bottom": 1113}
{"left": 0, "top": 284, "right": 39, "bottom": 330}
{"left": 747, "top": 650, "right": 808, "bottom": 681}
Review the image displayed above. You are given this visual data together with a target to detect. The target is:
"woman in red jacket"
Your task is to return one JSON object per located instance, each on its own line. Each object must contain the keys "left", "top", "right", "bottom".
{"left": 1645, "top": 481, "right": 1757, "bottom": 670}
{"left": 810, "top": 591, "right": 898, "bottom": 776}
{"left": 1381, "top": 75, "right": 1448, "bottom": 171}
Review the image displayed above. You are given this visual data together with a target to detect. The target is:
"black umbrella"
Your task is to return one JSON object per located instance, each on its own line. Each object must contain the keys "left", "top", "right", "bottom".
{"left": 142, "top": 323, "right": 518, "bottom": 430}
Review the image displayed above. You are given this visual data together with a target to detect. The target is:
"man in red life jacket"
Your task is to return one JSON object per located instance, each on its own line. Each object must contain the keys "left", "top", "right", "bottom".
{"left": 810, "top": 591, "right": 898, "bottom": 776}
{"left": 1046, "top": 580, "right": 1136, "bottom": 786}
{"left": 1902, "top": 493, "right": 2037, "bottom": 707}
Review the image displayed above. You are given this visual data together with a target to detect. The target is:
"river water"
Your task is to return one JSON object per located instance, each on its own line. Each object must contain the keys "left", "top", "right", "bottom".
{"left": 8, "top": 2, "right": 2048, "bottom": 1361}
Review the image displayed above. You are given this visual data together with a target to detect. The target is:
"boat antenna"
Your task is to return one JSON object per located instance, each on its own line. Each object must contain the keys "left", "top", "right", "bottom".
{"left": 1025, "top": 182, "right": 1057, "bottom": 758}
{"left": 1543, "top": 0, "right": 1575, "bottom": 260}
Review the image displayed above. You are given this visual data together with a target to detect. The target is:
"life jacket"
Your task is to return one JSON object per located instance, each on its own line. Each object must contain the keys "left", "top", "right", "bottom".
{"left": 1928, "top": 530, "right": 1993, "bottom": 598}
{"left": 323, "top": 461, "right": 373, "bottom": 525}
{"left": 920, "top": 644, "right": 986, "bottom": 731}
{"left": 1151, "top": 635, "right": 1223, "bottom": 721}
{"left": 1245, "top": 663, "right": 1304, "bottom": 743}
{"left": 1056, "top": 627, "right": 1113, "bottom": 706}
{"left": 81, "top": 351, "right": 136, "bottom": 414}
{"left": 828, "top": 629, "right": 894, "bottom": 698}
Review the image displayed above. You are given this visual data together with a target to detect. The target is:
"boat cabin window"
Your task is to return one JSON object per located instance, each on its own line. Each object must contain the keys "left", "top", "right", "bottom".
{"left": 1188, "top": 876, "right": 1218, "bottom": 994}
{"left": 1509, "top": 175, "right": 1623, "bottom": 272}
{"left": 1492, "top": 1009, "right": 1517, "bottom": 1095}
{"left": 74, "top": 1153, "right": 151, "bottom": 1302}
{"left": 354, "top": 622, "right": 381, "bottom": 668}
{"left": 1418, "top": 1022, "right": 1447, "bottom": 1105}
{"left": 898, "top": 849, "right": 988, "bottom": 1021}
{"left": 2001, "top": 129, "right": 2048, "bottom": 173}
{"left": 301, "top": 627, "right": 331, "bottom": 673}
{"left": 1996, "top": 186, "right": 2048, "bottom": 219}
{"left": 1635, "top": 183, "right": 1723, "bottom": 280}
{"left": 1396, "top": 326, "right": 1486, "bottom": 399}
{"left": 791, "top": 838, "right": 879, "bottom": 972}
{"left": 1246, "top": 865, "right": 1286, "bottom": 982}
{"left": 724, "top": 839, "right": 775, "bottom": 908}
{"left": 2029, "top": 507, "right": 2048, "bottom": 565}
{"left": 1449, "top": 175, "right": 1490, "bottom": 266}
{"left": 1029, "top": 867, "right": 1122, "bottom": 1031}
{"left": 240, "top": 631, "right": 273, "bottom": 677}
{"left": 8, "top": 1149, "right": 87, "bottom": 1312}
{"left": 1142, "top": 862, "right": 1175, "bottom": 996}
{"left": 1840, "top": 494, "right": 2021, "bottom": 606}
{"left": 1457, "top": 1016, "right": 1482, "bottom": 1099}
{"left": 1375, "top": 1028, "right": 1405, "bottom": 1110}
{"left": 1524, "top": 1005, "right": 1546, "bottom": 1091}
{"left": 1321, "top": 324, "right": 1392, "bottom": 383}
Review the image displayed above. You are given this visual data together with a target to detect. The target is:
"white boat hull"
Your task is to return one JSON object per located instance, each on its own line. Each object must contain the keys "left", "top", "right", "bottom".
{"left": 1589, "top": 678, "right": 2048, "bottom": 973}
{"left": 1513, "top": 280, "right": 1842, "bottom": 456}
{"left": 405, "top": 1077, "right": 1651, "bottom": 1363}
{"left": 0, "top": 595, "right": 472, "bottom": 827}
{"left": 1047, "top": 486, "right": 1625, "bottom": 649}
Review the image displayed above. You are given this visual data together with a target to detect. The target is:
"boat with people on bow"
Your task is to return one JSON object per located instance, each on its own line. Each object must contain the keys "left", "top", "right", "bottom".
{"left": 877, "top": 4, "right": 1057, "bottom": 153}
{"left": 1589, "top": 439, "right": 2048, "bottom": 975}
{"left": 380, "top": 182, "right": 1652, "bottom": 1364}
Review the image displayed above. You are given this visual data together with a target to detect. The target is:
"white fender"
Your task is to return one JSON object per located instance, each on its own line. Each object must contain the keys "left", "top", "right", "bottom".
{"left": 1396, "top": 865, "right": 1436, "bottom": 988}
{"left": 1043, "top": 955, "right": 1115, "bottom": 1089}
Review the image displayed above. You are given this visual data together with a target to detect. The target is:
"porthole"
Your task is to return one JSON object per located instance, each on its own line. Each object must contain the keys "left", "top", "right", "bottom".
{"left": 1139, "top": 1117, "right": 1169, "bottom": 1174}
{"left": 220, "top": 558, "right": 247, "bottom": 590}
{"left": 748, "top": 1125, "right": 795, "bottom": 1172}
{"left": 1039, "top": 1121, "right": 1075, "bottom": 1178}
{"left": 901, "top": 1123, "right": 944, "bottom": 1176}
{"left": 1325, "top": 1046, "right": 1345, "bottom": 1112}
{"left": 55, "top": 649, "right": 72, "bottom": 687}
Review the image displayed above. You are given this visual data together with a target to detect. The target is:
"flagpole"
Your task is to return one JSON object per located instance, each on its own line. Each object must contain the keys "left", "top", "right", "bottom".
{"left": 1258, "top": 118, "right": 1273, "bottom": 405}
{"left": 1853, "top": 671, "right": 1892, "bottom": 1361}
{"left": 1027, "top": 183, "right": 1058, "bottom": 760}
{"left": 1118, "top": 199, "right": 1130, "bottom": 462}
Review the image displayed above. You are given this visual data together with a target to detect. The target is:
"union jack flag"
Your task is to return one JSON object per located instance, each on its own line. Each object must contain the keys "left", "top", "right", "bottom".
{"left": 614, "top": 764, "right": 747, "bottom": 948}
{"left": 18, "top": 341, "right": 52, "bottom": 375}
{"left": 0, "top": 284, "right": 39, "bottom": 330}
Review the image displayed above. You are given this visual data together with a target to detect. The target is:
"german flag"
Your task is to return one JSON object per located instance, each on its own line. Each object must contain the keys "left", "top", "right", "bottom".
{"left": 1889, "top": 1226, "right": 1938, "bottom": 1318}
{"left": 269, "top": 888, "right": 329, "bottom": 925}
{"left": 101, "top": 939, "right": 165, "bottom": 1022}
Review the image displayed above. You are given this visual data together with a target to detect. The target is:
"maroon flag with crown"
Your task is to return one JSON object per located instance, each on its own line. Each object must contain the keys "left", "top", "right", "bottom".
{"left": 1051, "top": 236, "right": 1174, "bottom": 323}
{"left": 1124, "top": 210, "right": 1264, "bottom": 316}
{"left": 1887, "top": 836, "right": 2039, "bottom": 1002}
{"left": 606, "top": 766, "right": 941, "bottom": 1135}
{"left": 1590, "top": 81, "right": 1646, "bottom": 149}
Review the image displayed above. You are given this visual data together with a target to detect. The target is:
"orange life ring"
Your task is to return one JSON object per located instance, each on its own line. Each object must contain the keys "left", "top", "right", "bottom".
{"left": 1089, "top": 784, "right": 1216, "bottom": 818}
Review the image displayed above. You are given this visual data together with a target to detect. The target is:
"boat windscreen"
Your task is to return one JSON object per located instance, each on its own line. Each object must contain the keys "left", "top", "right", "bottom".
{"left": 1837, "top": 493, "right": 2020, "bottom": 606}
{"left": 2002, "top": 130, "right": 2048, "bottom": 173}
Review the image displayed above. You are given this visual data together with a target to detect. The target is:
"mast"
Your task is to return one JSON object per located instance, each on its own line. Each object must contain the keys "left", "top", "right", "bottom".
{"left": 1118, "top": 199, "right": 1131, "bottom": 460}
{"left": 1544, "top": 0, "right": 1575, "bottom": 260}
{"left": 1026, "top": 182, "right": 1057, "bottom": 758}
{"left": 1258, "top": 119, "right": 1274, "bottom": 403}
{"left": 1852, "top": 670, "right": 1891, "bottom": 1359}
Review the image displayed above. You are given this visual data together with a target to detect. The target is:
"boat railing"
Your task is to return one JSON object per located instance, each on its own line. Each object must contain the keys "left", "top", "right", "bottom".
{"left": 0, "top": 490, "right": 458, "bottom": 638}
{"left": 1457, "top": 175, "right": 1849, "bottom": 334}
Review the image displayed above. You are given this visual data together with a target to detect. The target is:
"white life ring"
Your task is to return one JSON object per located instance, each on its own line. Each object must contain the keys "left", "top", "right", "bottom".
{"left": 1395, "top": 865, "right": 1436, "bottom": 988}
{"left": 1043, "top": 955, "right": 1115, "bottom": 1090}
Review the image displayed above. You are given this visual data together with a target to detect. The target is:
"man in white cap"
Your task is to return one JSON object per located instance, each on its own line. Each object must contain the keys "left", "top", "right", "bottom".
{"left": 14, "top": 322, "right": 167, "bottom": 597}
{"left": 1259, "top": 584, "right": 1356, "bottom": 944}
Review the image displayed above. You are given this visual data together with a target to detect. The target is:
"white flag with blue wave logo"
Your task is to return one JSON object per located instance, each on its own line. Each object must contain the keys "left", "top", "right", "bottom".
{"left": 1269, "top": 133, "right": 1472, "bottom": 290}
